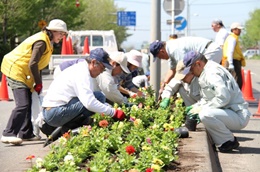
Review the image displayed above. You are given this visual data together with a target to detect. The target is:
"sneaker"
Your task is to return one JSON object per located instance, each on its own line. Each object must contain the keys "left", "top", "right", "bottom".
{"left": 1, "top": 136, "right": 23, "bottom": 145}
{"left": 218, "top": 137, "right": 239, "bottom": 153}
{"left": 22, "top": 136, "right": 41, "bottom": 141}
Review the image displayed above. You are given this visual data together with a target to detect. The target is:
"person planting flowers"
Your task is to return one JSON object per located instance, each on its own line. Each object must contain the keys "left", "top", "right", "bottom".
{"left": 180, "top": 50, "right": 251, "bottom": 152}
{"left": 40, "top": 48, "right": 126, "bottom": 139}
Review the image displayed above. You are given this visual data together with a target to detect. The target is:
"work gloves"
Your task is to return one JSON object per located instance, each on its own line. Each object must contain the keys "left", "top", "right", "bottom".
{"left": 160, "top": 98, "right": 170, "bottom": 109}
{"left": 113, "top": 109, "right": 126, "bottom": 121}
{"left": 34, "top": 83, "right": 43, "bottom": 95}
{"left": 185, "top": 105, "right": 201, "bottom": 124}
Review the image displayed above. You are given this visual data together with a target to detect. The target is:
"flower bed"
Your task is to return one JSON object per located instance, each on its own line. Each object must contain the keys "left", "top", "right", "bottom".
{"left": 28, "top": 87, "right": 186, "bottom": 172}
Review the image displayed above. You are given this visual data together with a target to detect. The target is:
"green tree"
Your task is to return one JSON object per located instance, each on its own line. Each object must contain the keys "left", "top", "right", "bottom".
{"left": 0, "top": 0, "right": 129, "bottom": 50}
{"left": 241, "top": 8, "right": 260, "bottom": 50}
{"left": 76, "top": 0, "right": 131, "bottom": 48}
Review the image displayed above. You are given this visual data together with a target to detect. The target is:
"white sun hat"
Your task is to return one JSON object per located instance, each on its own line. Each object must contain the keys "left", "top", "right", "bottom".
{"left": 109, "top": 51, "right": 130, "bottom": 74}
{"left": 126, "top": 49, "right": 142, "bottom": 68}
{"left": 46, "top": 19, "right": 68, "bottom": 33}
{"left": 230, "top": 22, "right": 244, "bottom": 30}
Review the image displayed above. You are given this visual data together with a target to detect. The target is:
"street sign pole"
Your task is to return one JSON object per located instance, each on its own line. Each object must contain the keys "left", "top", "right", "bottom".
{"left": 150, "top": 0, "right": 161, "bottom": 100}
{"left": 171, "top": 0, "right": 175, "bottom": 35}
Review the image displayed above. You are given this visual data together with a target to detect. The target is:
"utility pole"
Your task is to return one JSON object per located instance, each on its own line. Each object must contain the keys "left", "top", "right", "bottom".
{"left": 171, "top": 0, "right": 175, "bottom": 35}
{"left": 150, "top": 0, "right": 161, "bottom": 100}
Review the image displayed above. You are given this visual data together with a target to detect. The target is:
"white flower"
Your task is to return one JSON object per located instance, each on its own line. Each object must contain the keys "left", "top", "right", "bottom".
{"left": 58, "top": 137, "right": 67, "bottom": 145}
{"left": 118, "top": 122, "right": 124, "bottom": 129}
{"left": 131, "top": 105, "right": 138, "bottom": 111}
{"left": 64, "top": 152, "right": 74, "bottom": 164}
{"left": 35, "top": 157, "right": 43, "bottom": 168}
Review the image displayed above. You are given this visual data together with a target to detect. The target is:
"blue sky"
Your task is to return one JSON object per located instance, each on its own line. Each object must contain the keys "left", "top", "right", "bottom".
{"left": 114, "top": 0, "right": 260, "bottom": 49}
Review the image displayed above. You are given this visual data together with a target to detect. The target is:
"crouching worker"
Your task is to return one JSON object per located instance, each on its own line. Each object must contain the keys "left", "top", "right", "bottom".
{"left": 40, "top": 48, "right": 126, "bottom": 137}
{"left": 159, "top": 61, "right": 201, "bottom": 109}
{"left": 181, "top": 50, "right": 251, "bottom": 152}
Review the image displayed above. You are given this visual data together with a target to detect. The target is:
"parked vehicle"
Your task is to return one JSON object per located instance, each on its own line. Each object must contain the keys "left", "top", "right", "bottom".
{"left": 69, "top": 30, "right": 118, "bottom": 54}
{"left": 243, "top": 49, "right": 260, "bottom": 59}
{"left": 48, "top": 30, "right": 118, "bottom": 74}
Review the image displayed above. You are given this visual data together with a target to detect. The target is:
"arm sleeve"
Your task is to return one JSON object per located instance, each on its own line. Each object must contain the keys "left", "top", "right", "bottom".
{"left": 76, "top": 73, "right": 115, "bottom": 117}
{"left": 161, "top": 78, "right": 182, "bottom": 99}
{"left": 226, "top": 37, "right": 236, "bottom": 68}
{"left": 97, "top": 76, "right": 128, "bottom": 104}
{"left": 29, "top": 40, "right": 46, "bottom": 85}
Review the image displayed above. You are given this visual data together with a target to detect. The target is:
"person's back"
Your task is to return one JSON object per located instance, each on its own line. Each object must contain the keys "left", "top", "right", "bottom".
{"left": 211, "top": 19, "right": 229, "bottom": 47}
{"left": 165, "top": 36, "right": 222, "bottom": 69}
{"left": 132, "top": 74, "right": 150, "bottom": 88}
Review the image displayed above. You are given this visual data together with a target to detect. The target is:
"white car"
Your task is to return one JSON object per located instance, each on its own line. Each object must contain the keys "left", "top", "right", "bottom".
{"left": 243, "top": 49, "right": 260, "bottom": 59}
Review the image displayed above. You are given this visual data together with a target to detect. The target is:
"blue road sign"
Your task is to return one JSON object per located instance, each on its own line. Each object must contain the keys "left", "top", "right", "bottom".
{"left": 117, "top": 11, "right": 136, "bottom": 26}
{"left": 175, "top": 16, "right": 187, "bottom": 31}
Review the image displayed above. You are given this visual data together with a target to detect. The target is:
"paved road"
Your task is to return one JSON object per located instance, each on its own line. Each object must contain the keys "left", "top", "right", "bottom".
{"left": 0, "top": 60, "right": 259, "bottom": 172}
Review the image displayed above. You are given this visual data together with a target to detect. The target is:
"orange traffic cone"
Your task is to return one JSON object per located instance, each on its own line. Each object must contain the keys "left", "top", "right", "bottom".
{"left": 0, "top": 74, "right": 13, "bottom": 101}
{"left": 253, "top": 99, "right": 260, "bottom": 118}
{"left": 61, "top": 36, "right": 67, "bottom": 55}
{"left": 242, "top": 70, "right": 256, "bottom": 102}
{"left": 66, "top": 37, "right": 73, "bottom": 54}
{"left": 83, "top": 37, "right": 90, "bottom": 55}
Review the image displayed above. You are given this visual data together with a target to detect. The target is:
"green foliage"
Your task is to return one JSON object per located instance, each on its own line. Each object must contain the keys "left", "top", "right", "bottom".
{"left": 0, "top": 0, "right": 129, "bottom": 49}
{"left": 241, "top": 8, "right": 260, "bottom": 50}
{"left": 27, "top": 87, "right": 186, "bottom": 172}
{"left": 0, "top": 43, "right": 11, "bottom": 67}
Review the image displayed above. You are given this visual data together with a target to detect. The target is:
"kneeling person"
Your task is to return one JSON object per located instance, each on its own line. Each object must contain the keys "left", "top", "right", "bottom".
{"left": 41, "top": 48, "right": 126, "bottom": 136}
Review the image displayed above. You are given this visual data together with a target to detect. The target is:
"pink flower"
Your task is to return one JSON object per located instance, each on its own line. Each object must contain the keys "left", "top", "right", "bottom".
{"left": 146, "top": 138, "right": 152, "bottom": 144}
{"left": 129, "top": 116, "right": 135, "bottom": 122}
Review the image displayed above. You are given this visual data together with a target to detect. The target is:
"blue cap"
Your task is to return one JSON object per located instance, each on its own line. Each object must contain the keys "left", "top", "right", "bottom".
{"left": 149, "top": 41, "right": 164, "bottom": 62}
{"left": 90, "top": 48, "right": 112, "bottom": 69}
{"left": 182, "top": 51, "right": 202, "bottom": 73}
{"left": 145, "top": 71, "right": 150, "bottom": 76}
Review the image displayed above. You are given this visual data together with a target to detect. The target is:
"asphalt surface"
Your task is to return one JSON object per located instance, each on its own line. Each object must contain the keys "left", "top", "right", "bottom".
{"left": 0, "top": 60, "right": 259, "bottom": 172}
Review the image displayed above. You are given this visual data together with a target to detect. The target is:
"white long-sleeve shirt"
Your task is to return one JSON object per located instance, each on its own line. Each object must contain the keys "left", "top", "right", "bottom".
{"left": 225, "top": 36, "right": 237, "bottom": 69}
{"left": 94, "top": 69, "right": 128, "bottom": 105}
{"left": 132, "top": 75, "right": 149, "bottom": 88}
{"left": 215, "top": 28, "right": 229, "bottom": 47}
{"left": 42, "top": 61, "right": 115, "bottom": 116}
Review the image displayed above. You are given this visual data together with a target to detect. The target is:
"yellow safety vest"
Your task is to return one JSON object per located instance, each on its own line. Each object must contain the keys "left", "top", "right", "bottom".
{"left": 1, "top": 31, "right": 53, "bottom": 89}
{"left": 222, "top": 33, "right": 246, "bottom": 67}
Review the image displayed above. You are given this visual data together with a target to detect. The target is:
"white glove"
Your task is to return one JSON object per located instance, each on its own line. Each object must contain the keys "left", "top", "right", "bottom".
{"left": 190, "top": 105, "right": 202, "bottom": 114}
{"left": 129, "top": 91, "right": 137, "bottom": 97}
{"left": 228, "top": 63, "right": 234, "bottom": 70}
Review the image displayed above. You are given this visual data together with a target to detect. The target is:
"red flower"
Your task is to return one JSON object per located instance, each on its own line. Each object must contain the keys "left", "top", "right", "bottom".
{"left": 99, "top": 120, "right": 109, "bottom": 128}
{"left": 26, "top": 155, "right": 35, "bottom": 160}
{"left": 100, "top": 113, "right": 105, "bottom": 117}
{"left": 63, "top": 132, "right": 71, "bottom": 140}
{"left": 125, "top": 145, "right": 135, "bottom": 155}
{"left": 131, "top": 94, "right": 137, "bottom": 98}
{"left": 146, "top": 168, "right": 153, "bottom": 172}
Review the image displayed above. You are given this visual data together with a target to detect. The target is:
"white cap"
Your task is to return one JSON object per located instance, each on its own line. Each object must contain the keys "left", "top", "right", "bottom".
{"left": 109, "top": 52, "right": 130, "bottom": 74}
{"left": 46, "top": 19, "right": 68, "bottom": 33}
{"left": 230, "top": 22, "right": 244, "bottom": 30}
{"left": 174, "top": 60, "right": 192, "bottom": 80}
{"left": 126, "top": 50, "right": 142, "bottom": 68}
